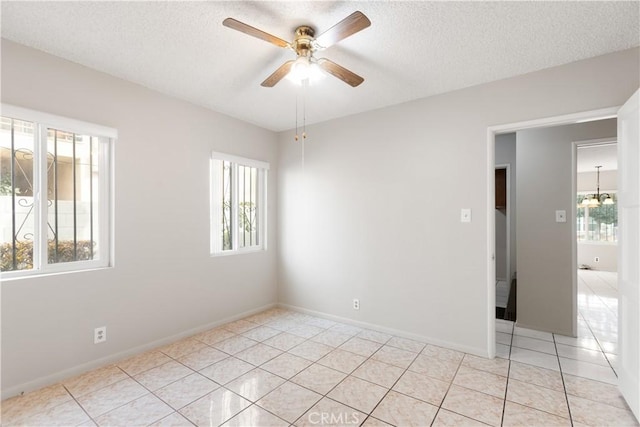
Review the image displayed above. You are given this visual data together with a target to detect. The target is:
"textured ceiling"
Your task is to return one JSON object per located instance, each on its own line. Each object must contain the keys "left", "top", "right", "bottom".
{"left": 1, "top": 1, "right": 639, "bottom": 132}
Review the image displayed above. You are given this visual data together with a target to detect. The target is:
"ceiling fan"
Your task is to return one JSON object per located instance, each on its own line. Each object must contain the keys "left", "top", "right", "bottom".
{"left": 223, "top": 11, "right": 371, "bottom": 87}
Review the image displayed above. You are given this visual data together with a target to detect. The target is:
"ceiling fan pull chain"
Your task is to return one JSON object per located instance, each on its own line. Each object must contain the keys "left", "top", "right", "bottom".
{"left": 294, "top": 90, "right": 299, "bottom": 141}
{"left": 303, "top": 79, "right": 307, "bottom": 141}
{"left": 302, "top": 81, "right": 307, "bottom": 169}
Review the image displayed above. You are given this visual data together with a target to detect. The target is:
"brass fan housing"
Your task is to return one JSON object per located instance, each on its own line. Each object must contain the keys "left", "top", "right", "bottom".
{"left": 292, "top": 26, "right": 316, "bottom": 57}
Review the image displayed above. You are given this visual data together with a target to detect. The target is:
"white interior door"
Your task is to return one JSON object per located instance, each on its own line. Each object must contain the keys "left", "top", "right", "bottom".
{"left": 618, "top": 89, "right": 640, "bottom": 420}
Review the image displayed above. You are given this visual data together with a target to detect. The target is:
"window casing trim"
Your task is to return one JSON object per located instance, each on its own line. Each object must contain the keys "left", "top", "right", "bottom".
{"left": 2, "top": 104, "right": 118, "bottom": 139}
{"left": 1, "top": 104, "right": 115, "bottom": 279}
{"left": 210, "top": 152, "right": 268, "bottom": 256}
{"left": 210, "top": 151, "right": 269, "bottom": 171}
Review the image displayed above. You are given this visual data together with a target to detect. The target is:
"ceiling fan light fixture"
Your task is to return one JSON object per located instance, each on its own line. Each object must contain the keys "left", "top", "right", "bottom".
{"left": 286, "top": 56, "right": 326, "bottom": 85}
{"left": 309, "top": 61, "right": 326, "bottom": 83}
{"left": 286, "top": 56, "right": 311, "bottom": 83}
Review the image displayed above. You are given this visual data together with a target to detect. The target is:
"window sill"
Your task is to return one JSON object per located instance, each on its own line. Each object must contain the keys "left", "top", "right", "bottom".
{"left": 1, "top": 265, "right": 113, "bottom": 282}
{"left": 577, "top": 241, "right": 618, "bottom": 246}
{"left": 210, "top": 247, "right": 266, "bottom": 258}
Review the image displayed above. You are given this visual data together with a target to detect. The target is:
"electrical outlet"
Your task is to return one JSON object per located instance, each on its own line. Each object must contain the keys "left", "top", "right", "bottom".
{"left": 594, "top": 257, "right": 600, "bottom": 263}
{"left": 353, "top": 299, "right": 360, "bottom": 310}
{"left": 460, "top": 209, "right": 472, "bottom": 223}
{"left": 94, "top": 326, "right": 107, "bottom": 344}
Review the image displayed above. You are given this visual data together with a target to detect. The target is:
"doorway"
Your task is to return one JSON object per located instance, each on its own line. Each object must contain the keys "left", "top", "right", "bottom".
{"left": 494, "top": 152, "right": 517, "bottom": 322}
{"left": 488, "top": 105, "right": 638, "bottom": 416}
{"left": 495, "top": 165, "right": 510, "bottom": 319}
{"left": 575, "top": 140, "right": 619, "bottom": 370}
{"left": 486, "top": 105, "right": 619, "bottom": 359}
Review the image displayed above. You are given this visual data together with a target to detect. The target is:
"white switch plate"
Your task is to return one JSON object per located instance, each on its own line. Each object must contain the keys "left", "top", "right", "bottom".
{"left": 461, "top": 209, "right": 472, "bottom": 223}
{"left": 555, "top": 210, "right": 567, "bottom": 223}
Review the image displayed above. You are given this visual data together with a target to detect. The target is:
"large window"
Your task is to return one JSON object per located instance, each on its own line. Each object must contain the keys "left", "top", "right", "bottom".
{"left": 1, "top": 105, "right": 114, "bottom": 278}
{"left": 577, "top": 193, "right": 618, "bottom": 243}
{"left": 210, "top": 152, "right": 268, "bottom": 255}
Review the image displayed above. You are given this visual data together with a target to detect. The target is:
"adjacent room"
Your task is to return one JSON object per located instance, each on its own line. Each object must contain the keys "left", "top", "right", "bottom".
{"left": 1, "top": 2, "right": 639, "bottom": 426}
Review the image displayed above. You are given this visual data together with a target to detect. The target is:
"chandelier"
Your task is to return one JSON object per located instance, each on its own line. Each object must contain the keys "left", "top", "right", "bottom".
{"left": 581, "top": 166, "right": 613, "bottom": 207}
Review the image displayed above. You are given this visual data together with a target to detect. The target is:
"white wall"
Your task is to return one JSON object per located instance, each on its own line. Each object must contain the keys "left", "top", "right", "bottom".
{"left": 1, "top": 40, "right": 279, "bottom": 397}
{"left": 495, "top": 133, "right": 517, "bottom": 281}
{"left": 578, "top": 244, "right": 617, "bottom": 272}
{"left": 277, "top": 48, "right": 639, "bottom": 355}
{"left": 516, "top": 120, "right": 617, "bottom": 336}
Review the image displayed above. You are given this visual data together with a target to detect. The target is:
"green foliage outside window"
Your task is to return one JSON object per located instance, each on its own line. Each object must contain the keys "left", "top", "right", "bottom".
{"left": 577, "top": 194, "right": 618, "bottom": 242}
{"left": 0, "top": 240, "right": 94, "bottom": 271}
{"left": 221, "top": 200, "right": 256, "bottom": 251}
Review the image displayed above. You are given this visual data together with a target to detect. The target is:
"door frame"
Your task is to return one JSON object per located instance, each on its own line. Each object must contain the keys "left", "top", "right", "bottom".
{"left": 495, "top": 164, "right": 511, "bottom": 287}
{"left": 486, "top": 106, "right": 619, "bottom": 358}
{"left": 573, "top": 138, "right": 617, "bottom": 272}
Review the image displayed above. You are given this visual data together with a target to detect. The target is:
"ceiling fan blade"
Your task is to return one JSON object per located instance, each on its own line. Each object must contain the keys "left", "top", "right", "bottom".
{"left": 223, "top": 18, "right": 290, "bottom": 48}
{"left": 315, "top": 11, "right": 371, "bottom": 48}
{"left": 261, "top": 60, "right": 295, "bottom": 87}
{"left": 317, "top": 58, "right": 364, "bottom": 87}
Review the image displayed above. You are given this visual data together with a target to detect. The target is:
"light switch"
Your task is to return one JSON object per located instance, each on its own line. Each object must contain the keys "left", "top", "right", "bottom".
{"left": 461, "top": 208, "right": 472, "bottom": 223}
{"left": 555, "top": 210, "right": 567, "bottom": 223}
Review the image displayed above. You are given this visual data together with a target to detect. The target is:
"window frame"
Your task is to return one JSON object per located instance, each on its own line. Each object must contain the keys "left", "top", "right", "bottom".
{"left": 210, "top": 151, "right": 269, "bottom": 256}
{"left": 577, "top": 190, "right": 618, "bottom": 244}
{"left": 1, "top": 104, "right": 116, "bottom": 279}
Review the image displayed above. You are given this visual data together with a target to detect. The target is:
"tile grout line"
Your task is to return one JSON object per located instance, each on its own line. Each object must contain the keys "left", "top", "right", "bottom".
{"left": 504, "top": 321, "right": 603, "bottom": 423}
{"left": 69, "top": 364, "right": 180, "bottom": 426}
{"left": 210, "top": 323, "right": 315, "bottom": 425}
{"left": 428, "top": 355, "right": 465, "bottom": 427}
{"left": 575, "top": 309, "right": 618, "bottom": 378}
{"left": 143, "top": 321, "right": 481, "bottom": 427}
{"left": 499, "top": 323, "right": 516, "bottom": 426}
{"left": 219, "top": 319, "right": 332, "bottom": 425}
{"left": 203, "top": 314, "right": 321, "bottom": 425}
{"left": 506, "top": 325, "right": 626, "bottom": 422}
{"left": 61, "top": 384, "right": 96, "bottom": 426}
{"left": 509, "top": 330, "right": 616, "bottom": 376}
{"left": 216, "top": 318, "right": 387, "bottom": 426}
{"left": 122, "top": 318, "right": 280, "bottom": 426}
{"left": 289, "top": 335, "right": 401, "bottom": 426}
{"left": 356, "top": 343, "right": 422, "bottom": 427}
{"left": 114, "top": 362, "right": 195, "bottom": 425}
{"left": 552, "top": 332, "right": 575, "bottom": 426}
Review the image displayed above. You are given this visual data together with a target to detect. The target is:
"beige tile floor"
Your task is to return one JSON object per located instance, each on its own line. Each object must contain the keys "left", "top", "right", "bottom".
{"left": 2, "top": 271, "right": 638, "bottom": 426}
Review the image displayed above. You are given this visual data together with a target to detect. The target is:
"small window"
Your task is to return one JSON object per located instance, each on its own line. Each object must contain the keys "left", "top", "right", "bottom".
{"left": 577, "top": 192, "right": 618, "bottom": 243}
{"left": 210, "top": 152, "right": 268, "bottom": 255}
{"left": 1, "top": 105, "right": 115, "bottom": 278}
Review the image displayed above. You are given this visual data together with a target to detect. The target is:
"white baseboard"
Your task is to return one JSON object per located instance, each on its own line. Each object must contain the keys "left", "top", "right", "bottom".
{"left": 1, "top": 302, "right": 277, "bottom": 400}
{"left": 514, "top": 320, "right": 571, "bottom": 337}
{"left": 277, "top": 303, "right": 489, "bottom": 358}
{"left": 4, "top": 301, "right": 495, "bottom": 399}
